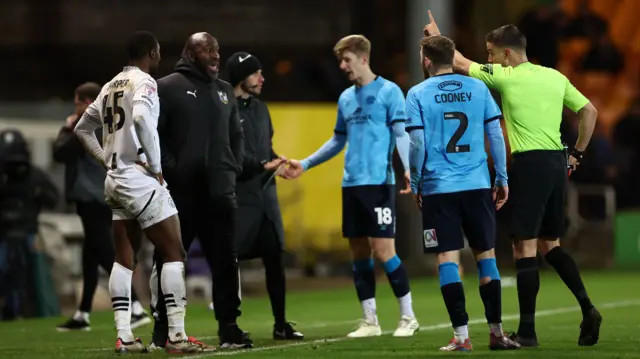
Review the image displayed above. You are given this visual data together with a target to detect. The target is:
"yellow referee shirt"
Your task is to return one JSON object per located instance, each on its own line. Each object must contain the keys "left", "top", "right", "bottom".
{"left": 469, "top": 62, "right": 589, "bottom": 154}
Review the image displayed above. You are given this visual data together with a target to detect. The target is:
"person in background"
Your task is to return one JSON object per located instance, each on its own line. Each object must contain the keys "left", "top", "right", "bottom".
{"left": 0, "top": 129, "right": 59, "bottom": 320}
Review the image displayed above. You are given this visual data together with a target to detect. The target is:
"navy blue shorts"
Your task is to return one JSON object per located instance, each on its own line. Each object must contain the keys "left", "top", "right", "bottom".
{"left": 342, "top": 185, "right": 395, "bottom": 238}
{"left": 420, "top": 189, "right": 495, "bottom": 254}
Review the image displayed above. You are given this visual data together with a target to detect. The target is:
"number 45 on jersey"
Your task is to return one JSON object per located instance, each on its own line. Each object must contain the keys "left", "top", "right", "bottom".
{"left": 102, "top": 90, "right": 126, "bottom": 133}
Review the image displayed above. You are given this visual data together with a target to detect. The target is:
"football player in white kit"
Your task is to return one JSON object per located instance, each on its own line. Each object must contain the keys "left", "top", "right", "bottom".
{"left": 74, "top": 31, "right": 207, "bottom": 354}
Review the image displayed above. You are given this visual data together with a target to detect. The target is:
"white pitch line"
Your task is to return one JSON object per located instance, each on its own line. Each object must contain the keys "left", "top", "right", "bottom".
{"left": 87, "top": 317, "right": 359, "bottom": 334}
{"left": 80, "top": 319, "right": 360, "bottom": 352}
{"left": 80, "top": 300, "right": 639, "bottom": 355}
{"left": 179, "top": 299, "right": 640, "bottom": 358}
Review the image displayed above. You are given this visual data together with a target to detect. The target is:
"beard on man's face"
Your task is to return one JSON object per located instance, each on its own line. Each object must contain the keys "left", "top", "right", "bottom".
{"left": 193, "top": 56, "right": 218, "bottom": 79}
{"left": 422, "top": 63, "right": 430, "bottom": 79}
{"left": 242, "top": 81, "right": 261, "bottom": 96}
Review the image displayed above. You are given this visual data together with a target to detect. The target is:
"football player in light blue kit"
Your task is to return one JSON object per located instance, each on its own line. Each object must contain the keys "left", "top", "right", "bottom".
{"left": 406, "top": 35, "right": 520, "bottom": 352}
{"left": 284, "top": 34, "right": 420, "bottom": 338}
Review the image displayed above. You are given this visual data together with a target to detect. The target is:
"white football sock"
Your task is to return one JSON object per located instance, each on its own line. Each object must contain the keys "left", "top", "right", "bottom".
{"left": 361, "top": 298, "right": 379, "bottom": 325}
{"left": 454, "top": 325, "right": 469, "bottom": 342}
{"left": 131, "top": 301, "right": 145, "bottom": 316}
{"left": 73, "top": 310, "right": 90, "bottom": 323}
{"left": 109, "top": 262, "right": 134, "bottom": 342}
{"left": 398, "top": 292, "right": 415, "bottom": 318}
{"left": 162, "top": 261, "right": 187, "bottom": 342}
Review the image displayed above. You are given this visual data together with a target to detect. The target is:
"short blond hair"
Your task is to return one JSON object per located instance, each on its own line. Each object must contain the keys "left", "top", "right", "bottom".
{"left": 333, "top": 34, "right": 371, "bottom": 58}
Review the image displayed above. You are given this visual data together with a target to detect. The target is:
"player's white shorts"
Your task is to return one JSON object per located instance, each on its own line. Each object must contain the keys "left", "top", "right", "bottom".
{"left": 104, "top": 165, "right": 178, "bottom": 229}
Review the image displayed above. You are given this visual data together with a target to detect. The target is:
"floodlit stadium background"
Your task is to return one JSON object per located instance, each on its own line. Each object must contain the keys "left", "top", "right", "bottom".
{"left": 1, "top": 0, "right": 638, "bottom": 313}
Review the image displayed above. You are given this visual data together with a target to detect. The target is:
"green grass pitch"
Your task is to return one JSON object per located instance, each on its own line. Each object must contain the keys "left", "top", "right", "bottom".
{"left": 1, "top": 271, "right": 639, "bottom": 358}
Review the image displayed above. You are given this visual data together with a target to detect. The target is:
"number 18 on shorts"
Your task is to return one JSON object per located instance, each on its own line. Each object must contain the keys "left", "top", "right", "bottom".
{"left": 342, "top": 185, "right": 396, "bottom": 238}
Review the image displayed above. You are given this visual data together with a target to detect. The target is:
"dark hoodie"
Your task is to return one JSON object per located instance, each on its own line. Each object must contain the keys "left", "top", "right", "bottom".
{"left": 52, "top": 119, "right": 106, "bottom": 204}
{"left": 157, "top": 59, "right": 244, "bottom": 208}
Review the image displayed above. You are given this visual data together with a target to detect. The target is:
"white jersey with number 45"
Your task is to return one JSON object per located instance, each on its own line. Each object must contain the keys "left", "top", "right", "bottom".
{"left": 74, "top": 65, "right": 175, "bottom": 229}
{"left": 87, "top": 66, "right": 160, "bottom": 171}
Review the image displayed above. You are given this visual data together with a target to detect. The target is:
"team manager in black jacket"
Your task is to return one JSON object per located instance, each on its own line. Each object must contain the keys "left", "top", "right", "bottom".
{"left": 225, "top": 52, "right": 303, "bottom": 341}
{"left": 151, "top": 32, "right": 252, "bottom": 350}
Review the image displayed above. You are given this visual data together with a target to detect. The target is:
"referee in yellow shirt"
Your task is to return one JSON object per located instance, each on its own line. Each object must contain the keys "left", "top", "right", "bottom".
{"left": 424, "top": 12, "right": 601, "bottom": 348}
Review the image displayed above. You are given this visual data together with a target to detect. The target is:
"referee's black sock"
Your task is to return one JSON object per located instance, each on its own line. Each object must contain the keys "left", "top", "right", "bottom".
{"left": 515, "top": 257, "right": 539, "bottom": 338}
{"left": 544, "top": 246, "right": 594, "bottom": 315}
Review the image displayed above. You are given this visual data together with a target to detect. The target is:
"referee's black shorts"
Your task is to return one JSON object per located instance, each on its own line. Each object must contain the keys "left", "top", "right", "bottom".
{"left": 508, "top": 150, "right": 568, "bottom": 240}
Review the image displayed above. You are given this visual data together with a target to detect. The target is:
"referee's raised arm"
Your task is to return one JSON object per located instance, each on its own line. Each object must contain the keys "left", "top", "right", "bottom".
{"left": 424, "top": 11, "right": 602, "bottom": 349}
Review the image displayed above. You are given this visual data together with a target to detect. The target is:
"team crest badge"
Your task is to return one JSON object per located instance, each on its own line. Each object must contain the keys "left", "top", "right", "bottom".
{"left": 145, "top": 83, "right": 156, "bottom": 96}
{"left": 480, "top": 64, "right": 494, "bottom": 75}
{"left": 217, "top": 91, "right": 228, "bottom": 104}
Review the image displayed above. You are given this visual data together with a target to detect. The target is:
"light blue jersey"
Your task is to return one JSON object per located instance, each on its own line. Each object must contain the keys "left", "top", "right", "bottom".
{"left": 406, "top": 73, "right": 507, "bottom": 196}
{"left": 301, "top": 76, "right": 410, "bottom": 187}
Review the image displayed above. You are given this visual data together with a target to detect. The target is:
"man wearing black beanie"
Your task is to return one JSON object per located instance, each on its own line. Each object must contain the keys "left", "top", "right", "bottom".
{"left": 225, "top": 52, "right": 303, "bottom": 340}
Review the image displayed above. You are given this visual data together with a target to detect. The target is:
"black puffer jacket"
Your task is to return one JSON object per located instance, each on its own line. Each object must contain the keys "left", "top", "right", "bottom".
{"left": 157, "top": 59, "right": 244, "bottom": 207}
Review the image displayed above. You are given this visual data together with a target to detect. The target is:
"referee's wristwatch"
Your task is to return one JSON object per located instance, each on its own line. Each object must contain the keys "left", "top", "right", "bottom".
{"left": 570, "top": 148, "right": 584, "bottom": 162}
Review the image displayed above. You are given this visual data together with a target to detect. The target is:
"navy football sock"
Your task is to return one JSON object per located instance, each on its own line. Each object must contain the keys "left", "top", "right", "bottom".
{"left": 383, "top": 255, "right": 414, "bottom": 317}
{"left": 439, "top": 262, "right": 468, "bottom": 328}
{"left": 477, "top": 258, "right": 502, "bottom": 323}
{"left": 353, "top": 258, "right": 376, "bottom": 302}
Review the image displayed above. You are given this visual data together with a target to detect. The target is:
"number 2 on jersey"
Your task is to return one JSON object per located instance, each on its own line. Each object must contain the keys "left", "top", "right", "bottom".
{"left": 102, "top": 90, "right": 125, "bottom": 134}
{"left": 444, "top": 111, "right": 470, "bottom": 153}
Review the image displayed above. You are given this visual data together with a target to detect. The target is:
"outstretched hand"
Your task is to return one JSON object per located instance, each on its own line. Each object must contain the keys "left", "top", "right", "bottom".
{"left": 423, "top": 10, "right": 441, "bottom": 37}
{"left": 264, "top": 156, "right": 287, "bottom": 171}
{"left": 279, "top": 159, "right": 304, "bottom": 180}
